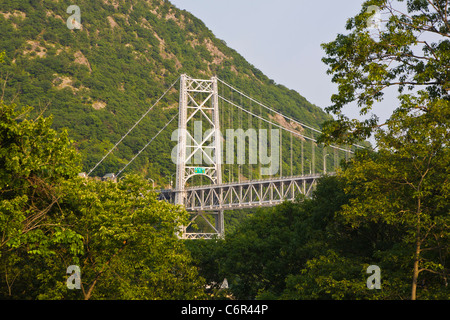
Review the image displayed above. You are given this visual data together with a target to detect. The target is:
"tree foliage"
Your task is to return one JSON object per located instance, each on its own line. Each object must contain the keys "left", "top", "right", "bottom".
{"left": 320, "top": 0, "right": 449, "bottom": 144}
{"left": 0, "top": 101, "right": 82, "bottom": 259}
{"left": 313, "top": 0, "right": 449, "bottom": 300}
{"left": 339, "top": 95, "right": 449, "bottom": 300}
{"left": 0, "top": 102, "right": 205, "bottom": 300}
{"left": 189, "top": 158, "right": 448, "bottom": 299}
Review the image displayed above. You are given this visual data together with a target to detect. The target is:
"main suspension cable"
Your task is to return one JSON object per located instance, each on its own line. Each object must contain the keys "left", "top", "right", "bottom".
{"left": 116, "top": 113, "right": 178, "bottom": 177}
{"left": 217, "top": 78, "right": 323, "bottom": 134}
{"left": 217, "top": 78, "right": 366, "bottom": 150}
{"left": 87, "top": 77, "right": 180, "bottom": 176}
{"left": 219, "top": 94, "right": 354, "bottom": 154}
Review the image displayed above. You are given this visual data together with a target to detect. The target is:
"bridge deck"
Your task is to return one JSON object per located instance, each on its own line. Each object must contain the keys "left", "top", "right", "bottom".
{"left": 158, "top": 173, "right": 326, "bottom": 211}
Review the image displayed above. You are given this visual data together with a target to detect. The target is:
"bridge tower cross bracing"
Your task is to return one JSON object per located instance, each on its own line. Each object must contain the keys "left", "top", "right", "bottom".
{"left": 175, "top": 74, "right": 224, "bottom": 239}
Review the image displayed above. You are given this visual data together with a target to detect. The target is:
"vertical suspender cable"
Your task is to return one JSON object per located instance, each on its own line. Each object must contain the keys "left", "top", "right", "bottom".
{"left": 239, "top": 93, "right": 242, "bottom": 182}
{"left": 290, "top": 132, "right": 293, "bottom": 176}
{"left": 259, "top": 101, "right": 262, "bottom": 179}
{"left": 301, "top": 139, "right": 304, "bottom": 176}
{"left": 312, "top": 134, "right": 315, "bottom": 175}
{"left": 230, "top": 89, "right": 233, "bottom": 182}
{"left": 279, "top": 127, "right": 282, "bottom": 178}
{"left": 249, "top": 98, "right": 252, "bottom": 180}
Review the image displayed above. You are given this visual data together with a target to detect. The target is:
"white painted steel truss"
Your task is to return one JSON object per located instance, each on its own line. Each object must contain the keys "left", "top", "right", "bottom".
{"left": 175, "top": 75, "right": 223, "bottom": 239}
{"left": 184, "top": 174, "right": 319, "bottom": 211}
{"left": 158, "top": 174, "right": 321, "bottom": 239}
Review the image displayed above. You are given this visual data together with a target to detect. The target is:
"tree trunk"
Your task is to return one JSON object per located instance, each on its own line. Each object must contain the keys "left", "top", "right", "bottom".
{"left": 84, "top": 279, "right": 98, "bottom": 300}
{"left": 411, "top": 198, "right": 422, "bottom": 300}
{"left": 411, "top": 239, "right": 421, "bottom": 300}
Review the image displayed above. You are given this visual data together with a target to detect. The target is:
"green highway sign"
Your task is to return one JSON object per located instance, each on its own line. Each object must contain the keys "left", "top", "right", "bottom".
{"left": 194, "top": 167, "right": 206, "bottom": 174}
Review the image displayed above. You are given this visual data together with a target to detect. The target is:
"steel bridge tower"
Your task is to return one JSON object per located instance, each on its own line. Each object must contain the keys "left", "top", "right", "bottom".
{"left": 175, "top": 74, "right": 224, "bottom": 239}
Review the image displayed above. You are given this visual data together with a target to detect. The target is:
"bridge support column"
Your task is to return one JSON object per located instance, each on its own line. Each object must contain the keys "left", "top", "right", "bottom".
{"left": 215, "top": 210, "right": 225, "bottom": 238}
{"left": 176, "top": 74, "right": 224, "bottom": 239}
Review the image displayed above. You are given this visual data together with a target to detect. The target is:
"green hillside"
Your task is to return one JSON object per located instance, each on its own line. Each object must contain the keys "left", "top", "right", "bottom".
{"left": 0, "top": 0, "right": 332, "bottom": 183}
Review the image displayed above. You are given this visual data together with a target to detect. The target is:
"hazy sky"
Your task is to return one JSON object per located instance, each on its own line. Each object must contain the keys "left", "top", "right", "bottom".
{"left": 169, "top": 0, "right": 397, "bottom": 124}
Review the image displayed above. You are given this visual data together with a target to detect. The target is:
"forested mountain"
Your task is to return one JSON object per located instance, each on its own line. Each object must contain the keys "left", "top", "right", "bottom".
{"left": 0, "top": 0, "right": 331, "bottom": 182}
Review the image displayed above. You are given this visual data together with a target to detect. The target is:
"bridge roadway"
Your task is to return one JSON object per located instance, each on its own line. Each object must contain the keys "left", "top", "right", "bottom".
{"left": 157, "top": 173, "right": 326, "bottom": 211}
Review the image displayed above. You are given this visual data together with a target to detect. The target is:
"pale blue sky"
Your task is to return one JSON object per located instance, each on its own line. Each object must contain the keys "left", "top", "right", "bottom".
{"left": 169, "top": 0, "right": 396, "bottom": 125}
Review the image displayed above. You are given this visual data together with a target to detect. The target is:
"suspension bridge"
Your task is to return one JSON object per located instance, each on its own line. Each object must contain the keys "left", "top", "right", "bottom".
{"left": 87, "top": 74, "right": 364, "bottom": 239}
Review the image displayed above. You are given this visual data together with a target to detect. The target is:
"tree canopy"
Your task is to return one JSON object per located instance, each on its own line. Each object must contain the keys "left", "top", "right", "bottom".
{"left": 0, "top": 102, "right": 205, "bottom": 300}
{"left": 320, "top": 0, "right": 449, "bottom": 145}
